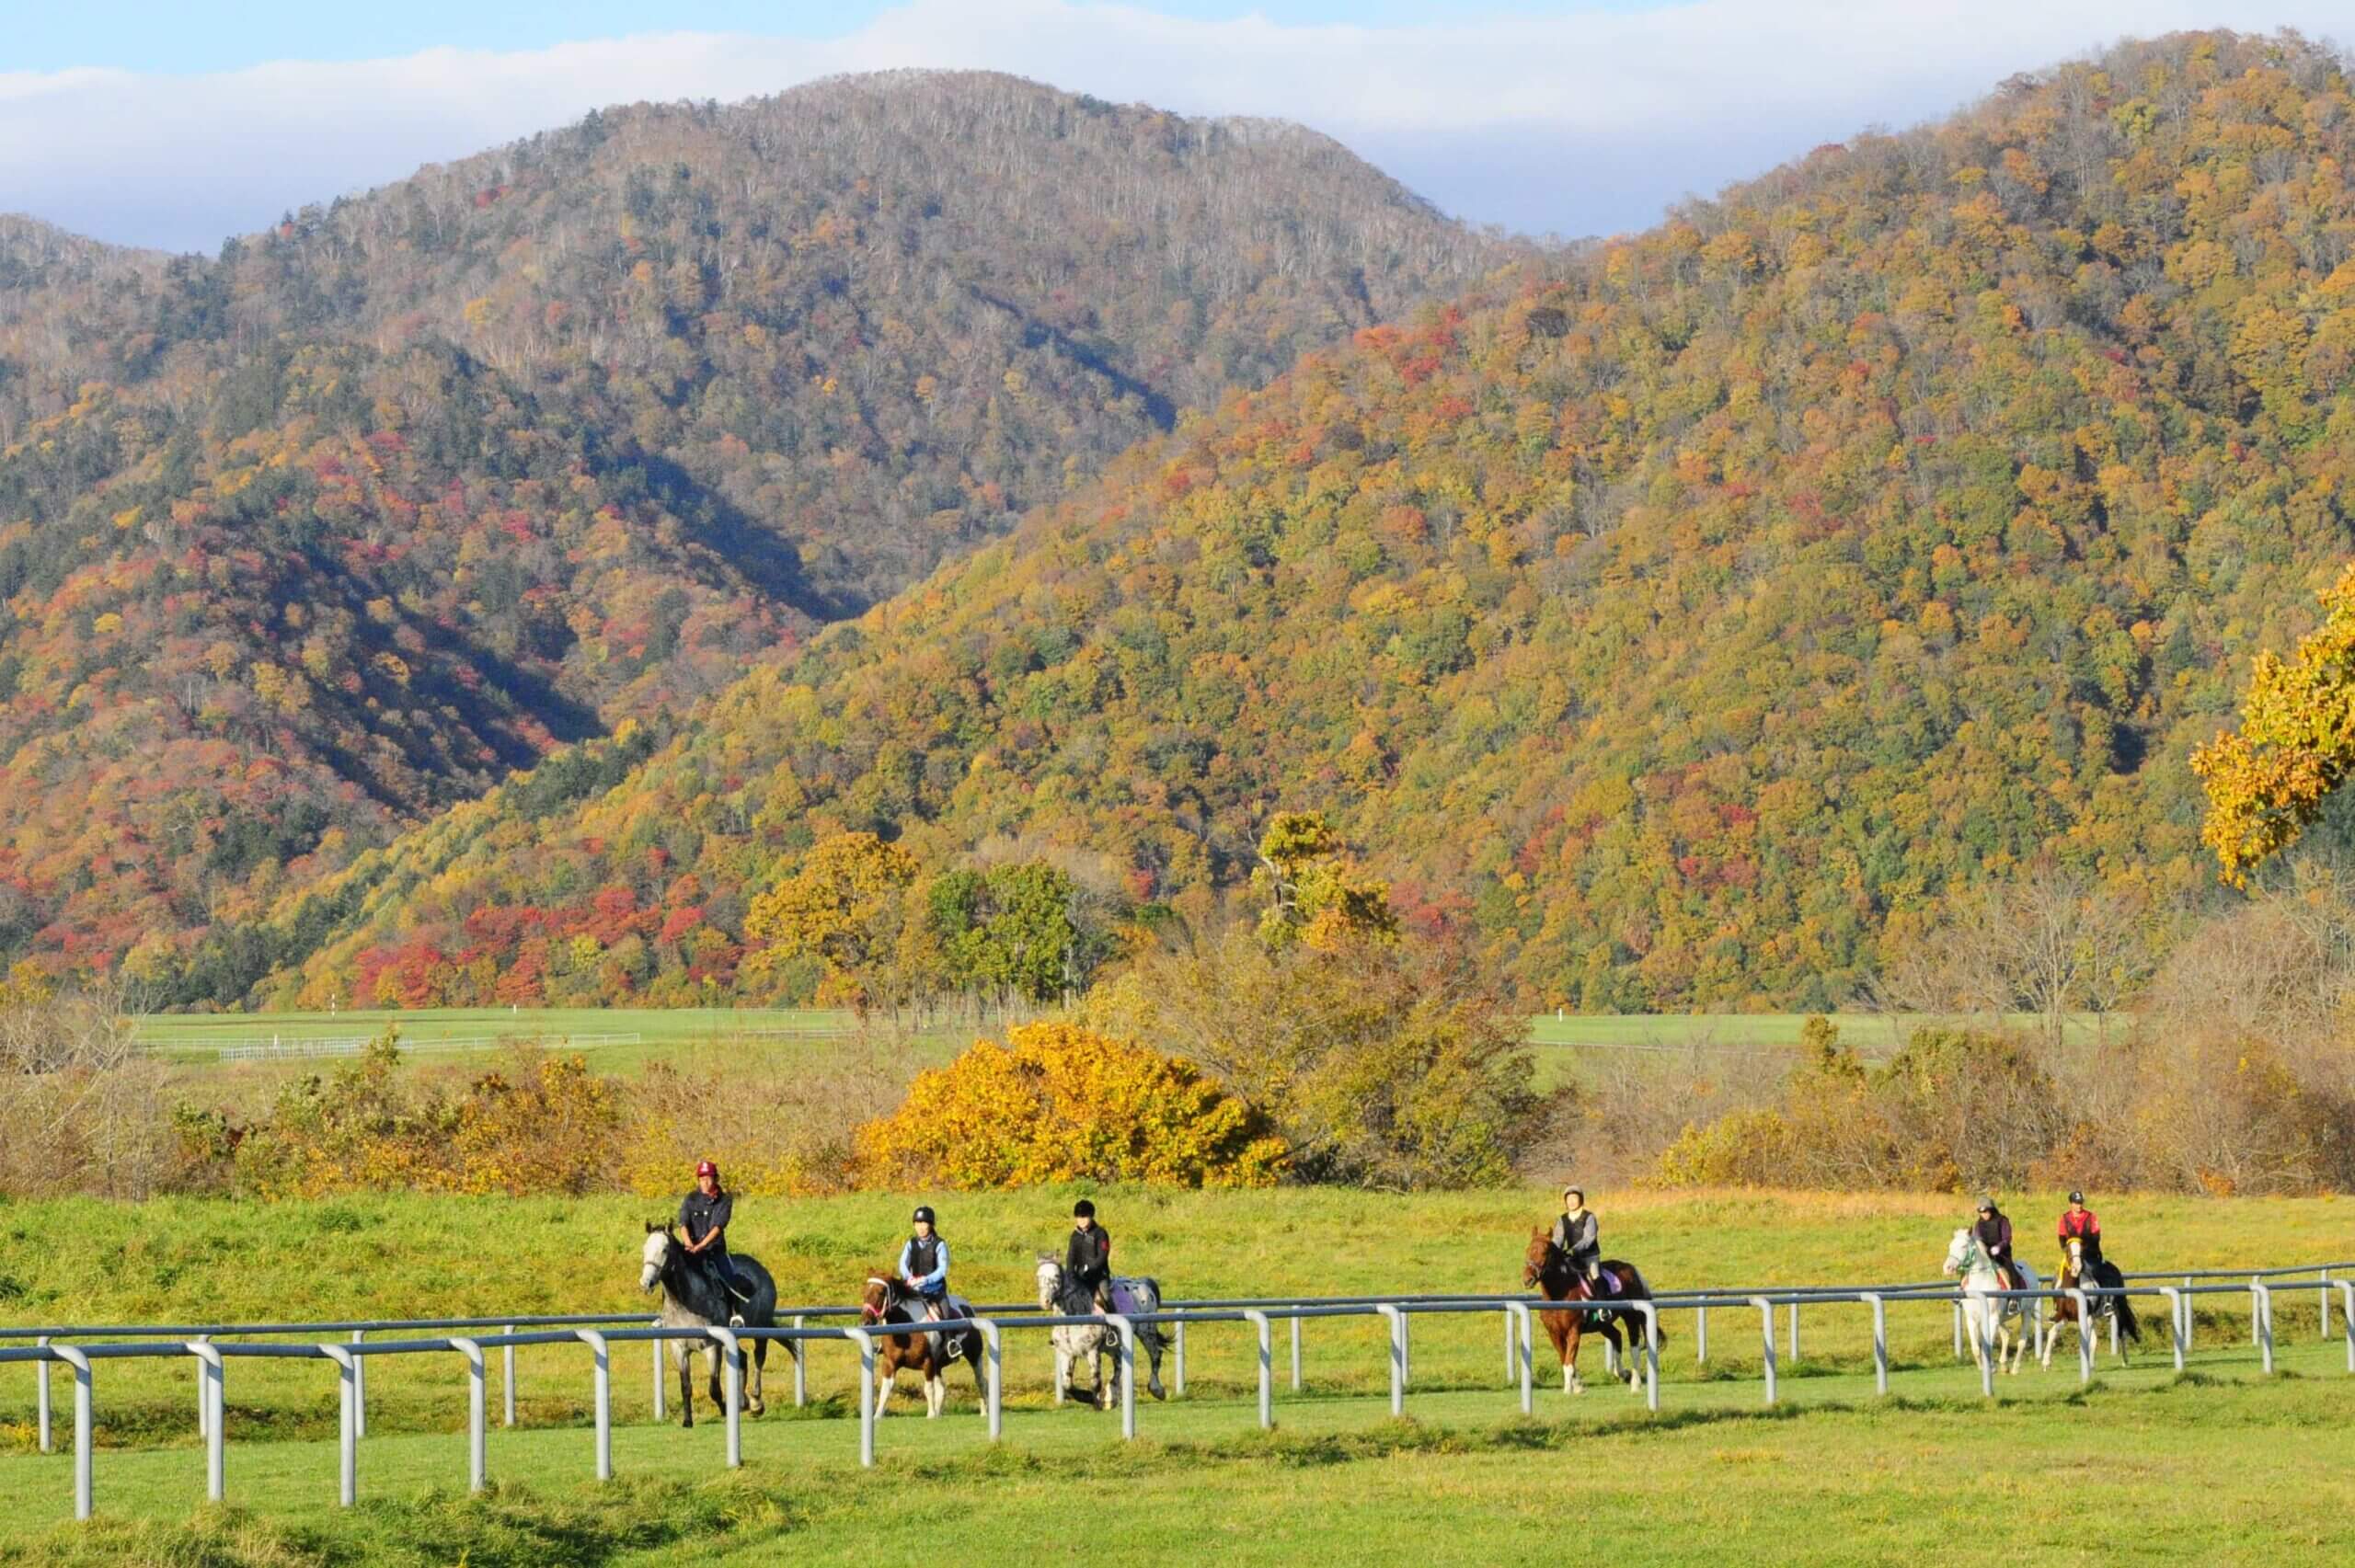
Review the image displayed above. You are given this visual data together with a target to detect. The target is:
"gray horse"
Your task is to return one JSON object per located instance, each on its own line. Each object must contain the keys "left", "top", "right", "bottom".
{"left": 1035, "top": 1254, "right": 1168, "bottom": 1404}
{"left": 640, "top": 1222, "right": 787, "bottom": 1425}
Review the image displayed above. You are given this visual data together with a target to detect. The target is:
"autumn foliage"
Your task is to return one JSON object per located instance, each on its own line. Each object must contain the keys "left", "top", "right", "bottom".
{"left": 854, "top": 1022, "right": 1289, "bottom": 1190}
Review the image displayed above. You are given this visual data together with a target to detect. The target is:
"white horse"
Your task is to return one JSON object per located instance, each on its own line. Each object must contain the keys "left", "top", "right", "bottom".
{"left": 1943, "top": 1227, "right": 2039, "bottom": 1377}
{"left": 1037, "top": 1256, "right": 1117, "bottom": 1409}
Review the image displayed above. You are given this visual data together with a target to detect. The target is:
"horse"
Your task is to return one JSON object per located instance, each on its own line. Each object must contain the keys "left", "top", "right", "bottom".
{"left": 639, "top": 1222, "right": 787, "bottom": 1427}
{"left": 1034, "top": 1256, "right": 1172, "bottom": 1407}
{"left": 2039, "top": 1233, "right": 2140, "bottom": 1368}
{"left": 1942, "top": 1226, "right": 2040, "bottom": 1377}
{"left": 1522, "top": 1230, "right": 1660, "bottom": 1394}
{"left": 859, "top": 1273, "right": 988, "bottom": 1418}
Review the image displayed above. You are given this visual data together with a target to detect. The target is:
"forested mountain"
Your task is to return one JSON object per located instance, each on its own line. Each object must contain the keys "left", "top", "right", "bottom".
{"left": 0, "top": 73, "right": 1503, "bottom": 976}
{"left": 230, "top": 31, "right": 2355, "bottom": 1014}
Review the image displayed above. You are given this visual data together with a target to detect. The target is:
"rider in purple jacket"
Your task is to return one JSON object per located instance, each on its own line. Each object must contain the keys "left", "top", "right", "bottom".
{"left": 1973, "top": 1196, "right": 2022, "bottom": 1291}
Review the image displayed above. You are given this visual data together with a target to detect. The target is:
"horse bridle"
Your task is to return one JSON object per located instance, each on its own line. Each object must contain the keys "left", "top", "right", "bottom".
{"left": 862, "top": 1274, "right": 896, "bottom": 1323}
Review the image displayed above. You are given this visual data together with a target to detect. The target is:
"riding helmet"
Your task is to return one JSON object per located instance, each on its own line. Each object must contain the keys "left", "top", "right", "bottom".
{"left": 1074, "top": 1199, "right": 1096, "bottom": 1219}
{"left": 1977, "top": 1195, "right": 1994, "bottom": 1210}
{"left": 913, "top": 1205, "right": 936, "bottom": 1225}
{"left": 695, "top": 1159, "right": 718, "bottom": 1180}
{"left": 2068, "top": 1190, "right": 2085, "bottom": 1205}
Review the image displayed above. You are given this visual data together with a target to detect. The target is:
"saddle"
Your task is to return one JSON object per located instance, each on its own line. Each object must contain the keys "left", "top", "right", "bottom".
{"left": 917, "top": 1293, "right": 974, "bottom": 1360}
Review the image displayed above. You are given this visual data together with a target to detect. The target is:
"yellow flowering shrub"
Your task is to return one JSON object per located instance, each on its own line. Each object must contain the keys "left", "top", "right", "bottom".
{"left": 855, "top": 1022, "right": 1288, "bottom": 1189}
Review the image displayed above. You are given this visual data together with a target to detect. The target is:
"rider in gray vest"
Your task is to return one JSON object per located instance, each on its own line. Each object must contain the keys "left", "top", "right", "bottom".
{"left": 1551, "top": 1186, "right": 1603, "bottom": 1290}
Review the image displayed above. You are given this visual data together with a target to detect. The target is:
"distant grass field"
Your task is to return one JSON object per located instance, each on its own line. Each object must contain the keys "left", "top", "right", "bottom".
{"left": 0, "top": 1189, "right": 2347, "bottom": 1562}
{"left": 134, "top": 1008, "right": 2120, "bottom": 1091}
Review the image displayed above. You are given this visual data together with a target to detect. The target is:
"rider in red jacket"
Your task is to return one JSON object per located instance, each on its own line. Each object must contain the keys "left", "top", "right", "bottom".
{"left": 2057, "top": 1191, "right": 2103, "bottom": 1268}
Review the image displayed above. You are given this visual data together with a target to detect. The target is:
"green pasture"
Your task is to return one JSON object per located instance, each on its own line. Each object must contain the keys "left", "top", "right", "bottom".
{"left": 0, "top": 1190, "right": 2348, "bottom": 1562}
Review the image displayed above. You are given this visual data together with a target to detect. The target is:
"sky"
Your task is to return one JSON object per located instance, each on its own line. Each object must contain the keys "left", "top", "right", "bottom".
{"left": 4, "top": 1, "right": 2350, "bottom": 253}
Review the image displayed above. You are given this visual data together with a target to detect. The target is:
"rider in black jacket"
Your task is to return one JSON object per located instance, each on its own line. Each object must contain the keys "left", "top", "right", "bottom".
{"left": 1066, "top": 1198, "right": 1113, "bottom": 1309}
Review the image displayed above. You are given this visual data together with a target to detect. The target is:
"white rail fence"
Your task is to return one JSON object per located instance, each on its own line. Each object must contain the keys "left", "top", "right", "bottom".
{"left": 4, "top": 1261, "right": 2346, "bottom": 1523}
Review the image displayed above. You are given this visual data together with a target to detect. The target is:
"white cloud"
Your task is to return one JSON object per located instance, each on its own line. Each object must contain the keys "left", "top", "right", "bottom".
{"left": 3, "top": 0, "right": 2348, "bottom": 251}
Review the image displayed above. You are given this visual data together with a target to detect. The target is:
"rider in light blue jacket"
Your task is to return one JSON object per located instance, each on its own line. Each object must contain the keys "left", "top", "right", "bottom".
{"left": 899, "top": 1205, "right": 951, "bottom": 1313}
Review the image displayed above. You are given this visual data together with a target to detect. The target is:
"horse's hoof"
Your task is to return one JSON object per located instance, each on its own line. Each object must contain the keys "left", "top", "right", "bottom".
{"left": 1148, "top": 1378, "right": 1166, "bottom": 1401}
{"left": 748, "top": 1399, "right": 764, "bottom": 1416}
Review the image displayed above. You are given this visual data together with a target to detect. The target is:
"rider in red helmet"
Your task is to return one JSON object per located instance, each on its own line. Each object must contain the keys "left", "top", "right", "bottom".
{"left": 679, "top": 1160, "right": 752, "bottom": 1320}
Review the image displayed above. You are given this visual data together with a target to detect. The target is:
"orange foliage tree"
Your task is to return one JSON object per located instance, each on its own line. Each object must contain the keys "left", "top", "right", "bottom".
{"left": 855, "top": 1021, "right": 1288, "bottom": 1189}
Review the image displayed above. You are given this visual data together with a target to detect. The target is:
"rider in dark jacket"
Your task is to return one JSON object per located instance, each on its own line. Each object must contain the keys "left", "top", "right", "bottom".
{"left": 679, "top": 1159, "right": 752, "bottom": 1317}
{"left": 1551, "top": 1187, "right": 1603, "bottom": 1290}
{"left": 1974, "top": 1196, "right": 2023, "bottom": 1292}
{"left": 1066, "top": 1198, "right": 1113, "bottom": 1309}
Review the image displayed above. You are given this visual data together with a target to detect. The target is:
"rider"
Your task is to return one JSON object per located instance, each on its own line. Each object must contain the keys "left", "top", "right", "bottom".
{"left": 678, "top": 1159, "right": 752, "bottom": 1322}
{"left": 1066, "top": 1198, "right": 1113, "bottom": 1310}
{"left": 1973, "top": 1196, "right": 2024, "bottom": 1293}
{"left": 2057, "top": 1190, "right": 2104, "bottom": 1270}
{"left": 1551, "top": 1186, "right": 1604, "bottom": 1294}
{"left": 900, "top": 1204, "right": 952, "bottom": 1325}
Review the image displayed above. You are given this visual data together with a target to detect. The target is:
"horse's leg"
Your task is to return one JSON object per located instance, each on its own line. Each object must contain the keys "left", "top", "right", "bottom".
{"left": 747, "top": 1340, "right": 766, "bottom": 1415}
{"left": 925, "top": 1369, "right": 945, "bottom": 1418}
{"left": 1563, "top": 1316, "right": 1584, "bottom": 1394}
{"left": 676, "top": 1344, "right": 695, "bottom": 1429}
{"left": 874, "top": 1356, "right": 894, "bottom": 1421}
{"left": 1053, "top": 1338, "right": 1069, "bottom": 1406}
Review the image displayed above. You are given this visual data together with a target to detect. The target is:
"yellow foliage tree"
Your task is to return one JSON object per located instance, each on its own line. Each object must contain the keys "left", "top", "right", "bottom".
{"left": 2193, "top": 565, "right": 2355, "bottom": 885}
{"left": 743, "top": 831, "right": 919, "bottom": 1008}
{"left": 855, "top": 1021, "right": 1288, "bottom": 1189}
{"left": 1249, "top": 811, "right": 1398, "bottom": 950}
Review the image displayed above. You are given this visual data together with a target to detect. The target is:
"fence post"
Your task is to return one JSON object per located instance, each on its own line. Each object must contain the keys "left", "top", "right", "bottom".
{"left": 2318, "top": 1276, "right": 2331, "bottom": 1344}
{"left": 1751, "top": 1297, "right": 1775, "bottom": 1405}
{"left": 791, "top": 1315, "right": 807, "bottom": 1408}
{"left": 1174, "top": 1319, "right": 1187, "bottom": 1398}
{"left": 2251, "top": 1284, "right": 2273, "bottom": 1375}
{"left": 1695, "top": 1304, "right": 1707, "bottom": 1363}
{"left": 1639, "top": 1303, "right": 1660, "bottom": 1413}
{"left": 1507, "top": 1301, "right": 1533, "bottom": 1414}
{"left": 1787, "top": 1299, "right": 1800, "bottom": 1365}
{"left": 2155, "top": 1288, "right": 2184, "bottom": 1372}
{"left": 2338, "top": 1282, "right": 2354, "bottom": 1374}
{"left": 2249, "top": 1276, "right": 2260, "bottom": 1347}
{"left": 1290, "top": 1313, "right": 1303, "bottom": 1391}
{"left": 2068, "top": 1290, "right": 2093, "bottom": 1385}
{"left": 35, "top": 1335, "right": 52, "bottom": 1454}
{"left": 1952, "top": 1300, "right": 1963, "bottom": 1360}
{"left": 321, "top": 1345, "right": 357, "bottom": 1507}
{"left": 1246, "top": 1310, "right": 1273, "bottom": 1429}
{"left": 977, "top": 1320, "right": 1002, "bottom": 1440}
{"left": 706, "top": 1327, "right": 742, "bottom": 1468}
{"left": 189, "top": 1342, "right": 224, "bottom": 1504}
{"left": 852, "top": 1327, "right": 880, "bottom": 1459}
{"left": 576, "top": 1331, "right": 612, "bottom": 1482}
{"left": 1107, "top": 1315, "right": 1137, "bottom": 1440}
{"left": 1375, "top": 1305, "right": 1405, "bottom": 1415}
{"left": 1502, "top": 1307, "right": 1515, "bottom": 1387}
{"left": 452, "top": 1337, "right": 486, "bottom": 1494}
{"left": 502, "top": 1325, "right": 517, "bottom": 1427}
{"left": 650, "top": 1322, "right": 664, "bottom": 1423}
{"left": 2108, "top": 1307, "right": 2119, "bottom": 1359}
{"left": 350, "top": 1330, "right": 367, "bottom": 1439}
{"left": 53, "top": 1345, "right": 91, "bottom": 1522}
{"left": 1865, "top": 1294, "right": 1887, "bottom": 1396}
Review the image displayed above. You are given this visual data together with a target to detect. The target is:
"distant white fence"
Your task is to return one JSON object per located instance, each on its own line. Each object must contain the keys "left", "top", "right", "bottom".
{"left": 5, "top": 1261, "right": 2347, "bottom": 1523}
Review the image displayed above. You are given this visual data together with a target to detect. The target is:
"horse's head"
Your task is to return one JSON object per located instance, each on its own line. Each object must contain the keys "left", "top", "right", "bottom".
{"left": 1035, "top": 1254, "right": 1062, "bottom": 1310}
{"left": 640, "top": 1222, "right": 676, "bottom": 1293}
{"left": 2062, "top": 1234, "right": 2085, "bottom": 1279}
{"left": 1522, "top": 1228, "right": 1556, "bottom": 1288}
{"left": 1942, "top": 1227, "right": 1974, "bottom": 1277}
{"left": 860, "top": 1274, "right": 897, "bottom": 1324}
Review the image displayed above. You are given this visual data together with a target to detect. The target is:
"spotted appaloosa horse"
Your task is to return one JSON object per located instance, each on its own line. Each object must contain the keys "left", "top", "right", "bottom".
{"left": 639, "top": 1222, "right": 788, "bottom": 1427}
{"left": 1522, "top": 1230, "right": 1660, "bottom": 1394}
{"left": 859, "top": 1273, "right": 988, "bottom": 1418}
{"left": 2039, "top": 1233, "right": 2141, "bottom": 1368}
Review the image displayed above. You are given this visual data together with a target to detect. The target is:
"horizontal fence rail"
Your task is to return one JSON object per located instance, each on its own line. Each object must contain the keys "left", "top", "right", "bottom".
{"left": 6, "top": 1260, "right": 2348, "bottom": 1522}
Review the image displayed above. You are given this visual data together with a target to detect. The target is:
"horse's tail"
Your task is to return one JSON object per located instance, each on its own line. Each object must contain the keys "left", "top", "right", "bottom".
{"left": 1620, "top": 1266, "right": 1666, "bottom": 1345}
{"left": 2113, "top": 1288, "right": 2142, "bottom": 1345}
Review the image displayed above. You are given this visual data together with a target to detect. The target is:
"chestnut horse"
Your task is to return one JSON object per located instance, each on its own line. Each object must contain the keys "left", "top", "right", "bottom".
{"left": 1522, "top": 1229, "right": 1660, "bottom": 1394}
{"left": 859, "top": 1273, "right": 988, "bottom": 1418}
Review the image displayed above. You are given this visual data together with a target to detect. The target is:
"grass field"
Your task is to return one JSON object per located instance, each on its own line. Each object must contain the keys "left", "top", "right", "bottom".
{"left": 0, "top": 1189, "right": 2347, "bottom": 1562}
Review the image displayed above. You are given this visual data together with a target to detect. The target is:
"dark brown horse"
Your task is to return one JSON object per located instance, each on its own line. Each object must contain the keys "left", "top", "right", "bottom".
{"left": 860, "top": 1273, "right": 988, "bottom": 1418}
{"left": 1522, "top": 1229, "right": 1660, "bottom": 1394}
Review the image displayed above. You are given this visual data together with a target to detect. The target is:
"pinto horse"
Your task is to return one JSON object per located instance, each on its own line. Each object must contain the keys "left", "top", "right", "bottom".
{"left": 639, "top": 1223, "right": 787, "bottom": 1427}
{"left": 1522, "top": 1230, "right": 1660, "bottom": 1394}
{"left": 2039, "top": 1233, "right": 2140, "bottom": 1368}
{"left": 1033, "top": 1256, "right": 1173, "bottom": 1407}
{"left": 860, "top": 1273, "right": 989, "bottom": 1419}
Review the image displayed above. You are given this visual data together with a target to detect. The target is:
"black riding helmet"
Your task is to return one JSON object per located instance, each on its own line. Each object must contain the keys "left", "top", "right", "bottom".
{"left": 1074, "top": 1199, "right": 1096, "bottom": 1219}
{"left": 912, "top": 1205, "right": 936, "bottom": 1225}
{"left": 2068, "top": 1190, "right": 2085, "bottom": 1205}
